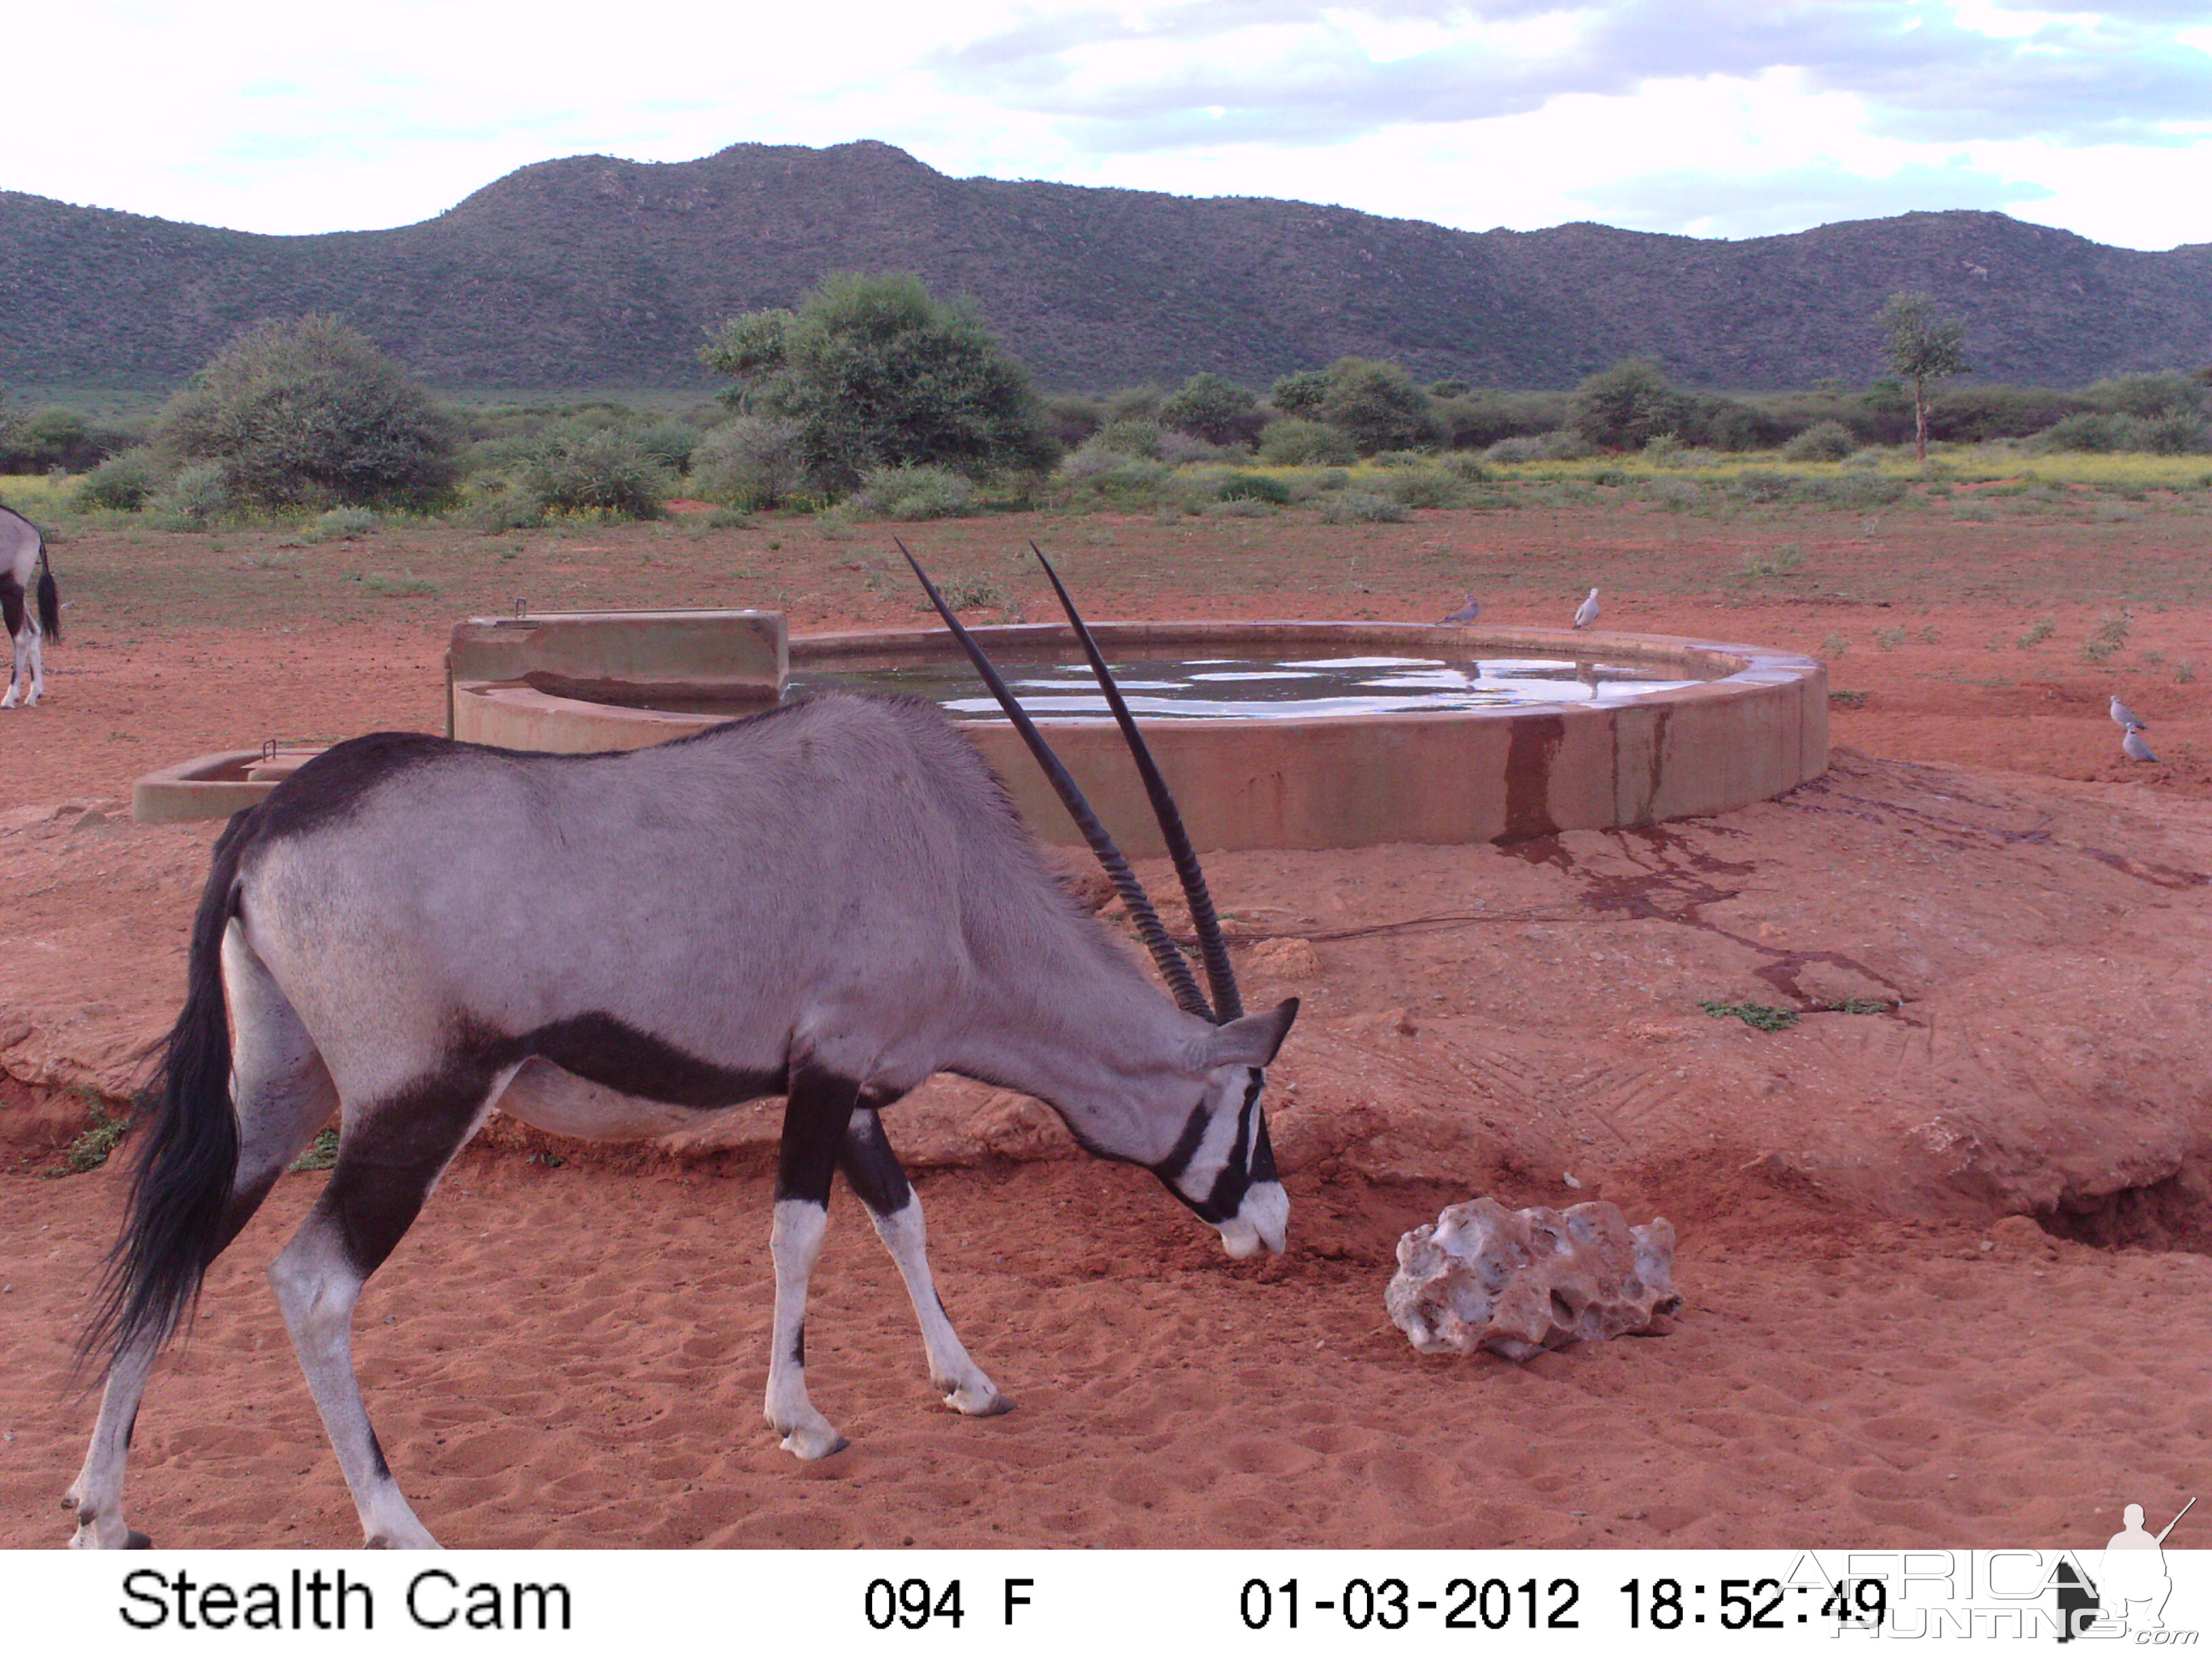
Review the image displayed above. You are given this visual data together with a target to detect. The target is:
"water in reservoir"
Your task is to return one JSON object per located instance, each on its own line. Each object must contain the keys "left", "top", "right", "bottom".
{"left": 766, "top": 651, "right": 1714, "bottom": 722}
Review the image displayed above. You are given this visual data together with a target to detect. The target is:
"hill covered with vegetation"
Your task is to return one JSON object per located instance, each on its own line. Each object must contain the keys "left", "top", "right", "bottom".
{"left": 3, "top": 140, "right": 2208, "bottom": 394}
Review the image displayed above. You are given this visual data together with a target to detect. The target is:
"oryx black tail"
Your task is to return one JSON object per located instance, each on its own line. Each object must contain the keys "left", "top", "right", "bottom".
{"left": 36, "top": 546, "right": 58, "bottom": 644}
{"left": 81, "top": 811, "right": 253, "bottom": 1368}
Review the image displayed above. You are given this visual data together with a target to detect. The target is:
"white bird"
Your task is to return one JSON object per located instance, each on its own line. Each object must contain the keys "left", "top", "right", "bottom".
{"left": 2112, "top": 695, "right": 2146, "bottom": 729}
{"left": 1572, "top": 588, "right": 1599, "bottom": 630}
{"left": 2123, "top": 724, "right": 2160, "bottom": 762}
{"left": 1441, "top": 596, "right": 1482, "bottom": 625}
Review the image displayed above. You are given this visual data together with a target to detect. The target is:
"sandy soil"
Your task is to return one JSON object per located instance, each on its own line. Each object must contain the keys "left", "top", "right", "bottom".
{"left": 3, "top": 493, "right": 2209, "bottom": 1549}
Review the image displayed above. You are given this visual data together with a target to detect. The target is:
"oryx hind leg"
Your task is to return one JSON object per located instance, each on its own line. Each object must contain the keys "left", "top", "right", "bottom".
{"left": 268, "top": 1060, "right": 510, "bottom": 1549}
{"left": 766, "top": 1059, "right": 862, "bottom": 1460}
{"left": 840, "top": 1108, "right": 1009, "bottom": 1418}
{"left": 1, "top": 579, "right": 24, "bottom": 709}
{"left": 68, "top": 928, "right": 337, "bottom": 1549}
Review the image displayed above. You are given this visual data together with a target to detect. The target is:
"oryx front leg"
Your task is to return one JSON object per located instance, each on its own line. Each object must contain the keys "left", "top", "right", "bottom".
{"left": 841, "top": 1109, "right": 1008, "bottom": 1418}
{"left": 766, "top": 1061, "right": 859, "bottom": 1460}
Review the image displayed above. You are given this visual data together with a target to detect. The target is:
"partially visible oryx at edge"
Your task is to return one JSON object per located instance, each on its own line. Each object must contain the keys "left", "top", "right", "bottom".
{"left": 70, "top": 542, "right": 1298, "bottom": 1549}
{"left": 1, "top": 504, "right": 61, "bottom": 708}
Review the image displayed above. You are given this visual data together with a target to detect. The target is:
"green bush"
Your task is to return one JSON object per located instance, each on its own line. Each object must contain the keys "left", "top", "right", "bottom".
{"left": 1256, "top": 418, "right": 1357, "bottom": 466}
{"left": 691, "top": 415, "right": 809, "bottom": 508}
{"left": 1093, "top": 419, "right": 1165, "bottom": 459}
{"left": 518, "top": 425, "right": 669, "bottom": 518}
{"left": 2089, "top": 371, "right": 2206, "bottom": 420}
{"left": 636, "top": 420, "right": 703, "bottom": 475}
{"left": 2033, "top": 412, "right": 2144, "bottom": 453}
{"left": 0, "top": 407, "right": 138, "bottom": 473}
{"left": 1568, "top": 359, "right": 1694, "bottom": 451}
{"left": 1434, "top": 388, "right": 1570, "bottom": 450}
{"left": 1318, "top": 490, "right": 1408, "bottom": 523}
{"left": 1219, "top": 473, "right": 1291, "bottom": 505}
{"left": 1158, "top": 373, "right": 1263, "bottom": 447}
{"left": 1316, "top": 358, "right": 1440, "bottom": 455}
{"left": 701, "top": 271, "right": 1055, "bottom": 491}
{"left": 1269, "top": 369, "right": 1331, "bottom": 416}
{"left": 1042, "top": 394, "right": 1105, "bottom": 453}
{"left": 854, "top": 463, "right": 976, "bottom": 519}
{"left": 1380, "top": 467, "right": 1460, "bottom": 509}
{"left": 154, "top": 314, "right": 456, "bottom": 509}
{"left": 1782, "top": 419, "right": 1857, "bottom": 462}
{"left": 457, "top": 478, "right": 546, "bottom": 531}
{"left": 2143, "top": 411, "right": 2212, "bottom": 454}
{"left": 152, "top": 462, "right": 232, "bottom": 527}
{"left": 74, "top": 449, "right": 158, "bottom": 511}
{"left": 301, "top": 506, "right": 379, "bottom": 542}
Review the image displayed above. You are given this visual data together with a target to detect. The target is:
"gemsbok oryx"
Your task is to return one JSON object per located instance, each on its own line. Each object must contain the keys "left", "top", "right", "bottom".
{"left": 70, "top": 544, "right": 1297, "bottom": 1549}
{"left": 1, "top": 504, "right": 60, "bottom": 708}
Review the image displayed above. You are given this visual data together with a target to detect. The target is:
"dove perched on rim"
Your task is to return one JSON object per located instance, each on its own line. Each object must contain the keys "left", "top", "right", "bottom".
{"left": 1441, "top": 596, "right": 1482, "bottom": 625}
{"left": 1572, "top": 588, "right": 1600, "bottom": 630}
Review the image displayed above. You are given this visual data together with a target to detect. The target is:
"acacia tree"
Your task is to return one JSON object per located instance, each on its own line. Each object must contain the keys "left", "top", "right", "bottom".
{"left": 155, "top": 315, "right": 455, "bottom": 508}
{"left": 1566, "top": 358, "right": 1694, "bottom": 451}
{"left": 700, "top": 272, "right": 1053, "bottom": 491}
{"left": 1877, "top": 291, "right": 1969, "bottom": 462}
{"left": 1158, "top": 372, "right": 1262, "bottom": 446}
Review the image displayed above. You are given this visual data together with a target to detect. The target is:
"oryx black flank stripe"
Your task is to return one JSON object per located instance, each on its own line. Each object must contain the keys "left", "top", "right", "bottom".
{"left": 441, "top": 1010, "right": 787, "bottom": 1111}
{"left": 527, "top": 1012, "right": 785, "bottom": 1109}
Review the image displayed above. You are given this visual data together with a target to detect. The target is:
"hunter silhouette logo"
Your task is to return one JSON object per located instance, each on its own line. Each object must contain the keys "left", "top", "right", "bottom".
{"left": 2058, "top": 1496, "right": 2196, "bottom": 1641}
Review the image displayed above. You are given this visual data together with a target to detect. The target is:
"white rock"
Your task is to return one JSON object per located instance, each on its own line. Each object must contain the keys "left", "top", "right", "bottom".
{"left": 1385, "top": 1196, "right": 1681, "bottom": 1360}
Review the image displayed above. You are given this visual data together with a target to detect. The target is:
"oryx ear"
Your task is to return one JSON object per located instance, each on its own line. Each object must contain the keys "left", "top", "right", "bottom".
{"left": 1204, "top": 998, "right": 1300, "bottom": 1069}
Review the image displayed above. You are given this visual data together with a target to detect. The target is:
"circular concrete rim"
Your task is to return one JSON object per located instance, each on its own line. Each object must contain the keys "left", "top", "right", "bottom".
{"left": 449, "top": 619, "right": 1828, "bottom": 853}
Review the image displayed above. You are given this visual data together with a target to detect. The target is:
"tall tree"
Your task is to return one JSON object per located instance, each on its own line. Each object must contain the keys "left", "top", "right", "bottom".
{"left": 1877, "top": 292, "right": 1969, "bottom": 463}
{"left": 155, "top": 315, "right": 455, "bottom": 508}
{"left": 701, "top": 272, "right": 1053, "bottom": 491}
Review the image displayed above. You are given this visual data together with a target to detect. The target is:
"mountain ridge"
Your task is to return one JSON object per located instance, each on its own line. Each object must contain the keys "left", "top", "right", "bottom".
{"left": 3, "top": 140, "right": 2206, "bottom": 393}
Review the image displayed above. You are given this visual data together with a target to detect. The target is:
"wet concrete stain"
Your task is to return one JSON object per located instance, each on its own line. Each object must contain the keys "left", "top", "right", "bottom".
{"left": 1501, "top": 715, "right": 1564, "bottom": 842}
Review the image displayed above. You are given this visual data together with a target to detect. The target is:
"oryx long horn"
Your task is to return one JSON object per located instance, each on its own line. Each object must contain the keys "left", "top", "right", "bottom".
{"left": 1028, "top": 544, "right": 1242, "bottom": 1022}
{"left": 897, "top": 541, "right": 1213, "bottom": 1022}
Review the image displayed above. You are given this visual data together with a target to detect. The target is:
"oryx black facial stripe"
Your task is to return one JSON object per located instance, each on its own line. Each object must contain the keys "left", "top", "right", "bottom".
{"left": 1153, "top": 1101, "right": 1212, "bottom": 1187}
{"left": 1201, "top": 1073, "right": 1264, "bottom": 1221}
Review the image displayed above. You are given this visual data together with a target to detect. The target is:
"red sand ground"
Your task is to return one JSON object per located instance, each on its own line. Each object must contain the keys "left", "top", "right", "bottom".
{"left": 3, "top": 497, "right": 2209, "bottom": 1549}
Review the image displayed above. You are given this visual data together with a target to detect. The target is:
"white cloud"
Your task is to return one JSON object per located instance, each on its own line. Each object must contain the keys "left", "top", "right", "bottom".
{"left": 3, "top": 0, "right": 2208, "bottom": 248}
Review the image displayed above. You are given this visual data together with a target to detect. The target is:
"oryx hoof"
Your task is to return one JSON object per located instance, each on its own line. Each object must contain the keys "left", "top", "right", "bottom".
{"left": 773, "top": 1416, "right": 849, "bottom": 1460}
{"left": 67, "top": 1513, "right": 149, "bottom": 1550}
{"left": 363, "top": 1528, "right": 441, "bottom": 1550}
{"left": 942, "top": 1382, "right": 1015, "bottom": 1417}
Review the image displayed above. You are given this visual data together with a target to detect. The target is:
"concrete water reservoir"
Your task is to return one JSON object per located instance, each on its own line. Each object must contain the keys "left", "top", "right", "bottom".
{"left": 441, "top": 609, "right": 1828, "bottom": 852}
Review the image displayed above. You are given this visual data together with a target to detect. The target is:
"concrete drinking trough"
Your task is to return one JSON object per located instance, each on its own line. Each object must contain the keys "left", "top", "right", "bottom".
{"left": 136, "top": 609, "right": 1827, "bottom": 846}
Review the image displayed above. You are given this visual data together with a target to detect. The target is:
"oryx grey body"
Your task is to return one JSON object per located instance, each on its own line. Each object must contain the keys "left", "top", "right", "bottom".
{"left": 70, "top": 691, "right": 1294, "bottom": 1549}
{"left": 1, "top": 504, "right": 60, "bottom": 708}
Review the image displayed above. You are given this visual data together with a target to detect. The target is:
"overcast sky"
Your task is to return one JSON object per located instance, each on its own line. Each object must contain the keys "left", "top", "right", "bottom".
{"left": 10, "top": 1, "right": 2209, "bottom": 249}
